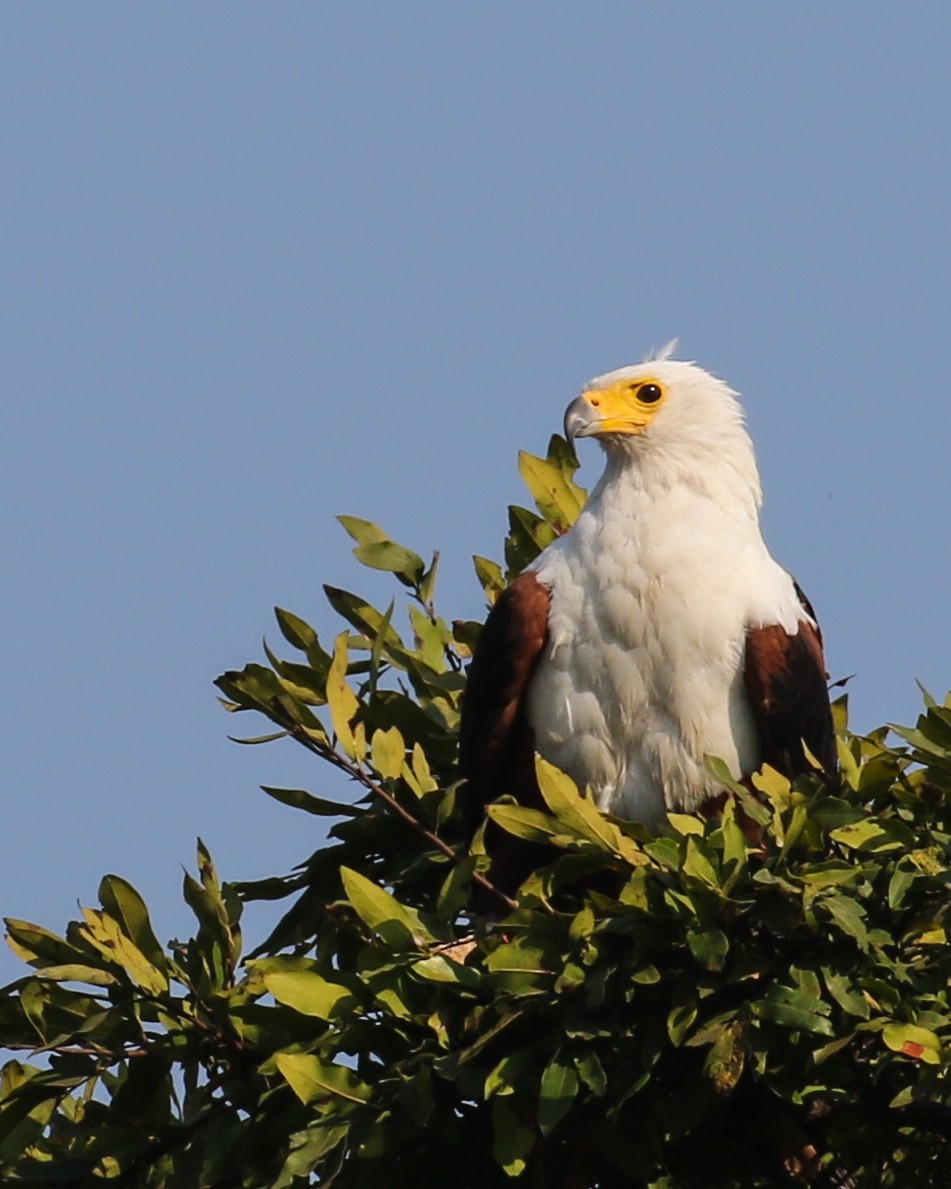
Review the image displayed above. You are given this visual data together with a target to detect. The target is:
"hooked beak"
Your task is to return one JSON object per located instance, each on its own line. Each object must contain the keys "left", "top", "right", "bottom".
{"left": 563, "top": 394, "right": 597, "bottom": 442}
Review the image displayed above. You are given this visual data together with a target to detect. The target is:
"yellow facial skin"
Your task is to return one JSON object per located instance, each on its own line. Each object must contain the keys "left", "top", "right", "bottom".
{"left": 565, "top": 377, "right": 668, "bottom": 440}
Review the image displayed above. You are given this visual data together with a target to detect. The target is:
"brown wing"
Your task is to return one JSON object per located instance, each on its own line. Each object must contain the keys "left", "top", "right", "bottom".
{"left": 743, "top": 583, "right": 836, "bottom": 778}
{"left": 458, "top": 571, "right": 551, "bottom": 899}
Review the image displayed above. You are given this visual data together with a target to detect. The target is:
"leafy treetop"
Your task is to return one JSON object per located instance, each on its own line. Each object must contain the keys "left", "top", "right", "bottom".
{"left": 3, "top": 437, "right": 951, "bottom": 1187}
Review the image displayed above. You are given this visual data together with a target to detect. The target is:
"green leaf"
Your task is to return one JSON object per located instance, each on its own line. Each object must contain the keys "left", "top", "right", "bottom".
{"left": 503, "top": 504, "right": 555, "bottom": 575}
{"left": 336, "top": 514, "right": 389, "bottom": 548}
{"left": 411, "top": 955, "right": 479, "bottom": 987}
{"left": 820, "top": 894, "right": 870, "bottom": 949}
{"left": 98, "top": 875, "right": 166, "bottom": 972}
{"left": 354, "top": 540, "right": 426, "bottom": 585}
{"left": 573, "top": 1049, "right": 607, "bottom": 1096}
{"left": 537, "top": 1051, "right": 579, "bottom": 1136}
{"left": 535, "top": 757, "right": 641, "bottom": 862}
{"left": 399, "top": 1067, "right": 435, "bottom": 1128}
{"left": 687, "top": 927, "right": 729, "bottom": 971}
{"left": 260, "top": 786, "right": 361, "bottom": 817}
{"left": 485, "top": 935, "right": 560, "bottom": 994}
{"left": 491, "top": 1095, "right": 534, "bottom": 1176}
{"left": 485, "top": 1050, "right": 533, "bottom": 1099}
{"left": 407, "top": 604, "right": 449, "bottom": 672}
{"left": 4, "top": 920, "right": 91, "bottom": 970}
{"left": 274, "top": 607, "right": 332, "bottom": 669}
{"left": 888, "top": 863, "right": 916, "bottom": 910}
{"left": 275, "top": 1052, "right": 372, "bottom": 1106}
{"left": 667, "top": 985, "right": 698, "bottom": 1046}
{"left": 487, "top": 803, "right": 571, "bottom": 845}
{"left": 274, "top": 1123, "right": 348, "bottom": 1186}
{"left": 338, "top": 516, "right": 425, "bottom": 586}
{"left": 339, "top": 867, "right": 431, "bottom": 948}
{"left": 322, "top": 585, "right": 405, "bottom": 657}
{"left": 752, "top": 986, "right": 833, "bottom": 1036}
{"left": 681, "top": 837, "right": 720, "bottom": 888}
{"left": 703, "top": 1019, "right": 746, "bottom": 1095}
{"left": 263, "top": 971, "right": 356, "bottom": 1019}
{"left": 822, "top": 969, "right": 870, "bottom": 1019}
{"left": 214, "top": 662, "right": 323, "bottom": 735}
{"left": 418, "top": 551, "right": 440, "bottom": 608}
{"left": 35, "top": 964, "right": 119, "bottom": 988}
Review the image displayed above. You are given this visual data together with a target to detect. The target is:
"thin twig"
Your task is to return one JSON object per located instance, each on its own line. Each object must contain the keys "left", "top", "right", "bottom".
{"left": 287, "top": 721, "right": 518, "bottom": 913}
{"left": 3, "top": 1041, "right": 148, "bottom": 1061}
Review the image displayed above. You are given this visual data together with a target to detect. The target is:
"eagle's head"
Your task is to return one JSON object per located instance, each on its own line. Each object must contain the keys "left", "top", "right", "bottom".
{"left": 565, "top": 357, "right": 750, "bottom": 460}
{"left": 564, "top": 355, "right": 763, "bottom": 512}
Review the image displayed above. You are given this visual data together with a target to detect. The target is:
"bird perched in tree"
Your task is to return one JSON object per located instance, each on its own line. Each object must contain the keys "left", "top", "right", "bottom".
{"left": 459, "top": 349, "right": 835, "bottom": 895}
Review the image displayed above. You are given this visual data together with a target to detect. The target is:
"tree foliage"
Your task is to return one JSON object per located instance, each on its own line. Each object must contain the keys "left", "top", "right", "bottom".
{"left": 4, "top": 437, "right": 951, "bottom": 1186}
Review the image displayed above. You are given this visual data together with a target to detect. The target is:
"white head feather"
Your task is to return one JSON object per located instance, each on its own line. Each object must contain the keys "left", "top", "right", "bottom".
{"left": 580, "top": 358, "right": 763, "bottom": 515}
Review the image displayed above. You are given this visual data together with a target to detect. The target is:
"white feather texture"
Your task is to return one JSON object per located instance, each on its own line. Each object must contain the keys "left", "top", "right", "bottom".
{"left": 527, "top": 359, "right": 807, "bottom": 827}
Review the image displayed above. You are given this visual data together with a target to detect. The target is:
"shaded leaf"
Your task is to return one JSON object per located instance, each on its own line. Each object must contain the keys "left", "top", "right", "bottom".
{"left": 537, "top": 1051, "right": 579, "bottom": 1136}
{"left": 275, "top": 1052, "right": 372, "bottom": 1106}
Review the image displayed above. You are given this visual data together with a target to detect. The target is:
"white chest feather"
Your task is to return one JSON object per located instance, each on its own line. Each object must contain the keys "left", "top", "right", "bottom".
{"left": 526, "top": 461, "right": 803, "bottom": 827}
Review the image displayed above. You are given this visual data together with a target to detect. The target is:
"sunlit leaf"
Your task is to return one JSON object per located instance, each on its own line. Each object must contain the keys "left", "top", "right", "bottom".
{"left": 263, "top": 971, "right": 356, "bottom": 1019}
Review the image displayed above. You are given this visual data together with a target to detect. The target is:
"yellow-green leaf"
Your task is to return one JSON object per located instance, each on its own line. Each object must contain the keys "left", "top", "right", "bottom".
{"left": 78, "top": 909, "right": 168, "bottom": 995}
{"left": 327, "top": 632, "right": 361, "bottom": 758}
{"left": 5, "top": 920, "right": 89, "bottom": 969}
{"left": 518, "top": 448, "right": 585, "bottom": 533}
{"left": 36, "top": 964, "right": 119, "bottom": 987}
{"left": 882, "top": 1022, "right": 943, "bottom": 1064}
{"left": 751, "top": 764, "right": 792, "bottom": 807}
{"left": 829, "top": 820, "right": 888, "bottom": 850}
{"left": 473, "top": 556, "right": 504, "bottom": 603}
{"left": 370, "top": 726, "right": 405, "bottom": 781}
{"left": 667, "top": 813, "right": 705, "bottom": 837}
{"left": 411, "top": 742, "right": 438, "bottom": 794}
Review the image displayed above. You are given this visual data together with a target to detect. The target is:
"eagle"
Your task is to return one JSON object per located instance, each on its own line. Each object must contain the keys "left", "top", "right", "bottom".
{"left": 459, "top": 352, "right": 835, "bottom": 896}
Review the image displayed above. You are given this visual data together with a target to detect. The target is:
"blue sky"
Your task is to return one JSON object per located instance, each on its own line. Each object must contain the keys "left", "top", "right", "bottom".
{"left": 3, "top": 5, "right": 950, "bottom": 984}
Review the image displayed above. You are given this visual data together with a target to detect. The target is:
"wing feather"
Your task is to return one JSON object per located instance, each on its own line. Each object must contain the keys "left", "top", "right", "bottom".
{"left": 744, "top": 586, "right": 836, "bottom": 778}
{"left": 458, "top": 571, "right": 551, "bottom": 898}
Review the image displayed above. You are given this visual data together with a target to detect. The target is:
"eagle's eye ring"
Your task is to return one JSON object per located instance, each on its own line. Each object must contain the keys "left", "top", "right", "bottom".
{"left": 636, "top": 383, "right": 663, "bottom": 404}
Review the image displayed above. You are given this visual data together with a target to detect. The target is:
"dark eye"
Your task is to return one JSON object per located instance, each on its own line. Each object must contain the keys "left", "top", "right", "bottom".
{"left": 637, "top": 383, "right": 663, "bottom": 404}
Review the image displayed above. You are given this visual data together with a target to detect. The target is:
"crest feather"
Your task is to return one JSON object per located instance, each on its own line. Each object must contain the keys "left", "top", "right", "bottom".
{"left": 646, "top": 338, "right": 679, "bottom": 362}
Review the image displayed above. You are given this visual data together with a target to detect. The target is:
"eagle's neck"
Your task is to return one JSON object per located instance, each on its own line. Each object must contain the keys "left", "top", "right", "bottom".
{"left": 593, "top": 429, "right": 764, "bottom": 533}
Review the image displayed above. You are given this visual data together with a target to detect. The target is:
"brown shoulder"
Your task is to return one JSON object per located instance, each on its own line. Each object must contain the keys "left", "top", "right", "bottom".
{"left": 458, "top": 571, "right": 553, "bottom": 905}
{"left": 744, "top": 589, "right": 836, "bottom": 778}
{"left": 458, "top": 571, "right": 550, "bottom": 808}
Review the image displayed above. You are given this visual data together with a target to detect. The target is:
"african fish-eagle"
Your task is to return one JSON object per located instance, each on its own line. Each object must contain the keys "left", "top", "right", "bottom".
{"left": 459, "top": 352, "right": 835, "bottom": 895}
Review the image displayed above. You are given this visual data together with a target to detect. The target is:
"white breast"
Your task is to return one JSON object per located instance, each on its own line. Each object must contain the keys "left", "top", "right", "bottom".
{"left": 526, "top": 461, "right": 803, "bottom": 828}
